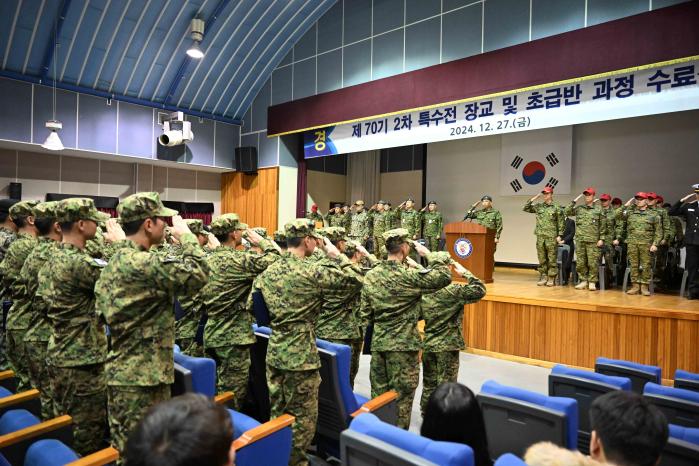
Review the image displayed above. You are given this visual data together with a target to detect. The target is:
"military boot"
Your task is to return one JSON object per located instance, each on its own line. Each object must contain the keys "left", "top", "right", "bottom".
{"left": 537, "top": 275, "right": 547, "bottom": 286}
{"left": 627, "top": 284, "right": 640, "bottom": 295}
{"left": 588, "top": 282, "right": 597, "bottom": 291}
{"left": 574, "top": 281, "right": 588, "bottom": 290}
{"left": 641, "top": 284, "right": 651, "bottom": 296}
{"left": 546, "top": 278, "right": 555, "bottom": 287}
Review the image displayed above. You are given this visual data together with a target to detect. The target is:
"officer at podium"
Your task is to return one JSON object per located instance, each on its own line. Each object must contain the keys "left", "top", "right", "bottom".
{"left": 464, "top": 195, "right": 503, "bottom": 249}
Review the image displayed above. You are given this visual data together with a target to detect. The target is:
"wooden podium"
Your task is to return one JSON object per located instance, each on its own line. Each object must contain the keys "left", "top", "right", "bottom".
{"left": 445, "top": 222, "right": 495, "bottom": 283}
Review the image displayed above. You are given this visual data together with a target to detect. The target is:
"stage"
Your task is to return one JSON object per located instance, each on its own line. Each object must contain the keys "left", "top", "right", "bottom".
{"left": 462, "top": 268, "right": 699, "bottom": 382}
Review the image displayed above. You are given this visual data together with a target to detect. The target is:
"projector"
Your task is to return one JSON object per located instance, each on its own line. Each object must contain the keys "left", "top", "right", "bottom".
{"left": 158, "top": 111, "right": 194, "bottom": 147}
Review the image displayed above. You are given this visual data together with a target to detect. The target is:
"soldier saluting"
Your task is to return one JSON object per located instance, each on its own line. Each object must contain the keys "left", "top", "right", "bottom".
{"left": 464, "top": 195, "right": 503, "bottom": 248}
{"left": 524, "top": 187, "right": 564, "bottom": 286}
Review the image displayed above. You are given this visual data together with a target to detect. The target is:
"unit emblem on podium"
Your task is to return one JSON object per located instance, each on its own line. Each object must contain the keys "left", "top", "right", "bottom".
{"left": 454, "top": 237, "right": 473, "bottom": 259}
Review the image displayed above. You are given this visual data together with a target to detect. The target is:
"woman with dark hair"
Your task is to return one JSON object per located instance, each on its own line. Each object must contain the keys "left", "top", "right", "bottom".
{"left": 420, "top": 382, "right": 492, "bottom": 466}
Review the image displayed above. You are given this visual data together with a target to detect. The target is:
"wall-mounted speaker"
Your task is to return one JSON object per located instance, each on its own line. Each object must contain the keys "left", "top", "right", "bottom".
{"left": 8, "top": 182, "right": 21, "bottom": 200}
{"left": 235, "top": 146, "right": 258, "bottom": 174}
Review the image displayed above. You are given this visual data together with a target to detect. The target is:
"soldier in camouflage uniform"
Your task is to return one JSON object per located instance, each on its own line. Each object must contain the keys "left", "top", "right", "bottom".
{"left": 173, "top": 219, "right": 210, "bottom": 357}
{"left": 420, "top": 256, "right": 485, "bottom": 412}
{"left": 598, "top": 194, "right": 619, "bottom": 286}
{"left": 647, "top": 193, "right": 673, "bottom": 284}
{"left": 274, "top": 230, "right": 287, "bottom": 251}
{"left": 202, "top": 214, "right": 280, "bottom": 410}
{"left": 384, "top": 202, "right": 401, "bottom": 229}
{"left": 524, "top": 187, "right": 564, "bottom": 286}
{"left": 39, "top": 198, "right": 112, "bottom": 454}
{"left": 0, "top": 200, "right": 39, "bottom": 392}
{"left": 564, "top": 188, "right": 607, "bottom": 291}
{"left": 399, "top": 198, "right": 421, "bottom": 240}
{"left": 0, "top": 199, "right": 18, "bottom": 370}
{"left": 253, "top": 219, "right": 361, "bottom": 466}
{"left": 615, "top": 193, "right": 662, "bottom": 296}
{"left": 464, "top": 195, "right": 503, "bottom": 249}
{"left": 370, "top": 201, "right": 388, "bottom": 259}
{"left": 94, "top": 193, "right": 209, "bottom": 454}
{"left": 421, "top": 201, "right": 444, "bottom": 252}
{"left": 325, "top": 204, "right": 344, "bottom": 228}
{"left": 361, "top": 229, "right": 451, "bottom": 429}
{"left": 349, "top": 200, "right": 372, "bottom": 248}
{"left": 20, "top": 202, "right": 62, "bottom": 420}
{"left": 306, "top": 204, "right": 324, "bottom": 228}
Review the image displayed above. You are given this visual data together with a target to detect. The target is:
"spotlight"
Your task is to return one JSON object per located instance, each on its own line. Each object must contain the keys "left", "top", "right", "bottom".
{"left": 186, "top": 41, "right": 204, "bottom": 59}
{"left": 186, "top": 18, "right": 205, "bottom": 59}
{"left": 41, "top": 120, "right": 64, "bottom": 151}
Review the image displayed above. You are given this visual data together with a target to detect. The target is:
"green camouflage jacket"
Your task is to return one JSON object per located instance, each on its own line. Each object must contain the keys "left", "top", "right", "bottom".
{"left": 523, "top": 201, "right": 564, "bottom": 238}
{"left": 315, "top": 260, "right": 364, "bottom": 341}
{"left": 617, "top": 207, "right": 662, "bottom": 246}
{"left": 421, "top": 270, "right": 486, "bottom": 352}
{"left": 422, "top": 211, "right": 444, "bottom": 238}
{"left": 651, "top": 206, "right": 672, "bottom": 243}
{"left": 203, "top": 239, "right": 280, "bottom": 348}
{"left": 306, "top": 212, "right": 324, "bottom": 226}
{"left": 40, "top": 242, "right": 109, "bottom": 367}
{"left": 360, "top": 252, "right": 451, "bottom": 352}
{"left": 350, "top": 210, "right": 372, "bottom": 239}
{"left": 95, "top": 233, "right": 209, "bottom": 386}
{"left": 22, "top": 238, "right": 59, "bottom": 342}
{"left": 371, "top": 210, "right": 389, "bottom": 238}
{"left": 254, "top": 253, "right": 361, "bottom": 371}
{"left": 400, "top": 209, "right": 421, "bottom": 237}
{"left": 464, "top": 208, "right": 503, "bottom": 239}
{"left": 326, "top": 212, "right": 345, "bottom": 228}
{"left": 0, "top": 227, "right": 17, "bottom": 295}
{"left": 601, "top": 207, "right": 618, "bottom": 243}
{"left": 1, "top": 233, "right": 38, "bottom": 329}
{"left": 564, "top": 203, "right": 606, "bottom": 242}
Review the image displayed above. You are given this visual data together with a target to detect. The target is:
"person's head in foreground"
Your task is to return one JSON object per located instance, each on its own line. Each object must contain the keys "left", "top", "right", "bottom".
{"left": 421, "top": 382, "right": 492, "bottom": 466}
{"left": 589, "top": 390, "right": 668, "bottom": 466}
{"left": 124, "top": 393, "right": 235, "bottom": 466}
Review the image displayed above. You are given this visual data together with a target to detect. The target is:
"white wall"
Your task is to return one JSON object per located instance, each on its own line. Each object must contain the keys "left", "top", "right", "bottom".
{"left": 426, "top": 110, "right": 699, "bottom": 264}
{"left": 307, "top": 171, "right": 347, "bottom": 212}
{"left": 278, "top": 165, "right": 298, "bottom": 228}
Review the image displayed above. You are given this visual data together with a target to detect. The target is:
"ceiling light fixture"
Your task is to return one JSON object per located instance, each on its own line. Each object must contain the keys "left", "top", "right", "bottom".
{"left": 42, "top": 15, "right": 64, "bottom": 151}
{"left": 186, "top": 18, "right": 205, "bottom": 59}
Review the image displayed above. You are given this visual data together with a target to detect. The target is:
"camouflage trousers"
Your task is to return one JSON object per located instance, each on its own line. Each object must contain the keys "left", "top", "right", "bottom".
{"left": 6, "top": 329, "right": 31, "bottom": 392}
{"left": 425, "top": 236, "right": 440, "bottom": 252}
{"left": 176, "top": 337, "right": 205, "bottom": 357}
{"left": 373, "top": 236, "right": 386, "bottom": 259}
{"left": 0, "top": 300, "right": 9, "bottom": 370}
{"left": 25, "top": 340, "right": 54, "bottom": 420}
{"left": 420, "top": 351, "right": 460, "bottom": 414}
{"left": 370, "top": 351, "right": 419, "bottom": 430}
{"left": 107, "top": 384, "right": 170, "bottom": 454}
{"left": 267, "top": 365, "right": 321, "bottom": 466}
{"left": 628, "top": 243, "right": 654, "bottom": 285}
{"left": 323, "top": 337, "right": 363, "bottom": 387}
{"left": 49, "top": 364, "right": 107, "bottom": 456}
{"left": 536, "top": 237, "right": 558, "bottom": 278}
{"left": 575, "top": 240, "right": 602, "bottom": 283}
{"left": 206, "top": 344, "right": 251, "bottom": 410}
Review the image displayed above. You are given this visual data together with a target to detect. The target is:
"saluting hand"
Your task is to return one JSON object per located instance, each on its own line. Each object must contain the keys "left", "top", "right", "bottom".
{"left": 245, "top": 228, "right": 264, "bottom": 246}
{"left": 170, "top": 215, "right": 192, "bottom": 241}
{"left": 104, "top": 218, "right": 125, "bottom": 242}
{"left": 681, "top": 193, "right": 695, "bottom": 203}
{"left": 356, "top": 243, "right": 369, "bottom": 257}
{"left": 206, "top": 233, "right": 220, "bottom": 249}
{"left": 452, "top": 261, "right": 468, "bottom": 276}
{"left": 405, "top": 257, "right": 421, "bottom": 269}
{"left": 321, "top": 236, "right": 341, "bottom": 259}
{"left": 530, "top": 194, "right": 541, "bottom": 202}
{"left": 625, "top": 197, "right": 634, "bottom": 207}
{"left": 573, "top": 194, "right": 583, "bottom": 203}
{"left": 650, "top": 245, "right": 658, "bottom": 253}
{"left": 471, "top": 201, "right": 481, "bottom": 208}
{"left": 413, "top": 240, "right": 430, "bottom": 257}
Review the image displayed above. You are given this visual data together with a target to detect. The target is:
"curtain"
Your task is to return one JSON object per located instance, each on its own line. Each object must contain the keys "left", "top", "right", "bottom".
{"left": 97, "top": 207, "right": 117, "bottom": 218}
{"left": 345, "top": 150, "right": 381, "bottom": 205}
{"left": 182, "top": 212, "right": 212, "bottom": 224}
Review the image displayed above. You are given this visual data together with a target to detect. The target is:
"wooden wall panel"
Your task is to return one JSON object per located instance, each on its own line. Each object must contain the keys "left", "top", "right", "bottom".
{"left": 221, "top": 168, "right": 279, "bottom": 233}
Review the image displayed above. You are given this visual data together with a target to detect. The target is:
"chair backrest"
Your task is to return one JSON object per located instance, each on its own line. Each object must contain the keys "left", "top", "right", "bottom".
{"left": 660, "top": 425, "right": 699, "bottom": 466}
{"left": 174, "top": 352, "right": 217, "bottom": 397}
{"left": 341, "top": 430, "right": 437, "bottom": 466}
{"left": 643, "top": 383, "right": 699, "bottom": 428}
{"left": 23, "top": 439, "right": 79, "bottom": 466}
{"left": 478, "top": 380, "right": 577, "bottom": 459}
{"left": 0, "top": 410, "right": 39, "bottom": 435}
{"left": 669, "top": 424, "right": 699, "bottom": 445}
{"left": 494, "top": 454, "right": 527, "bottom": 466}
{"left": 549, "top": 364, "right": 631, "bottom": 448}
{"left": 595, "top": 357, "right": 661, "bottom": 393}
{"left": 171, "top": 362, "right": 193, "bottom": 397}
{"left": 0, "top": 389, "right": 12, "bottom": 399}
{"left": 229, "top": 410, "right": 293, "bottom": 466}
{"left": 348, "top": 413, "right": 474, "bottom": 466}
{"left": 675, "top": 370, "right": 699, "bottom": 393}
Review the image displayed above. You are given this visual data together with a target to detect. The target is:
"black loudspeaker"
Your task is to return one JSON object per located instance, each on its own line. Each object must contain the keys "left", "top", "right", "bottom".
{"left": 8, "top": 183, "right": 21, "bottom": 200}
{"left": 235, "top": 146, "right": 258, "bottom": 174}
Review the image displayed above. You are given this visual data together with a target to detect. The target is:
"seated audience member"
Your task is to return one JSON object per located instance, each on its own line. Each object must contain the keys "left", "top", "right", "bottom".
{"left": 124, "top": 394, "right": 235, "bottom": 466}
{"left": 526, "top": 442, "right": 611, "bottom": 466}
{"left": 420, "top": 382, "right": 492, "bottom": 466}
{"left": 588, "top": 391, "right": 668, "bottom": 466}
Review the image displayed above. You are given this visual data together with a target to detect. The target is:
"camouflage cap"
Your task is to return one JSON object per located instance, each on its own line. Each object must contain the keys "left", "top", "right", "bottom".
{"left": 117, "top": 192, "right": 178, "bottom": 224}
{"left": 344, "top": 240, "right": 359, "bottom": 256}
{"left": 273, "top": 230, "right": 287, "bottom": 243}
{"left": 319, "top": 226, "right": 346, "bottom": 242}
{"left": 57, "top": 198, "right": 111, "bottom": 223}
{"left": 383, "top": 228, "right": 410, "bottom": 243}
{"left": 209, "top": 213, "right": 240, "bottom": 236}
{"left": 253, "top": 227, "right": 268, "bottom": 238}
{"left": 285, "top": 218, "right": 321, "bottom": 239}
{"left": 238, "top": 222, "right": 249, "bottom": 230}
{"left": 9, "top": 200, "right": 40, "bottom": 220}
{"left": 185, "top": 219, "right": 205, "bottom": 235}
{"left": 355, "top": 200, "right": 365, "bottom": 206}
{"left": 33, "top": 201, "right": 61, "bottom": 219}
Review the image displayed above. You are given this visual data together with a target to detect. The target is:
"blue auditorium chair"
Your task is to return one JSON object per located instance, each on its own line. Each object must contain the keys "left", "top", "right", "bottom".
{"left": 344, "top": 412, "right": 474, "bottom": 466}
{"left": 643, "top": 383, "right": 699, "bottom": 428}
{"left": 595, "top": 357, "right": 661, "bottom": 393}
{"left": 549, "top": 364, "right": 631, "bottom": 453}
{"left": 0, "top": 371, "right": 16, "bottom": 393}
{"left": 660, "top": 424, "right": 699, "bottom": 466}
{"left": 174, "top": 351, "right": 217, "bottom": 397}
{"left": 24, "top": 439, "right": 119, "bottom": 466}
{"left": 230, "top": 410, "right": 293, "bottom": 466}
{"left": 477, "top": 380, "right": 577, "bottom": 459}
{"left": 494, "top": 454, "right": 527, "bottom": 466}
{"left": 675, "top": 369, "right": 699, "bottom": 393}
{"left": 0, "top": 410, "right": 72, "bottom": 465}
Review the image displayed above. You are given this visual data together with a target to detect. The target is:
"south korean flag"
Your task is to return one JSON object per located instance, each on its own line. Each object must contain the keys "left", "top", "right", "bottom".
{"left": 500, "top": 126, "right": 572, "bottom": 196}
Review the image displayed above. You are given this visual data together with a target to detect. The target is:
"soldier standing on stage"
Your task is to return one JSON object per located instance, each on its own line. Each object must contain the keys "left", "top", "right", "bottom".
{"left": 421, "top": 201, "right": 444, "bottom": 252}
{"left": 647, "top": 193, "right": 672, "bottom": 284}
{"left": 202, "top": 214, "right": 279, "bottom": 410}
{"left": 565, "top": 188, "right": 607, "bottom": 291}
{"left": 420, "top": 255, "right": 485, "bottom": 412}
{"left": 399, "top": 198, "right": 421, "bottom": 240}
{"left": 306, "top": 204, "right": 324, "bottom": 228}
{"left": 350, "top": 200, "right": 372, "bottom": 248}
{"left": 0, "top": 200, "right": 39, "bottom": 392}
{"left": 342, "top": 203, "right": 352, "bottom": 232}
{"left": 370, "top": 201, "right": 388, "bottom": 258}
{"left": 325, "top": 204, "right": 344, "bottom": 228}
{"left": 598, "top": 194, "right": 619, "bottom": 285}
{"left": 361, "top": 229, "right": 451, "bottom": 429}
{"left": 253, "top": 219, "right": 361, "bottom": 466}
{"left": 385, "top": 201, "right": 401, "bottom": 230}
{"left": 464, "top": 195, "right": 503, "bottom": 248}
{"left": 95, "top": 193, "right": 209, "bottom": 453}
{"left": 669, "top": 184, "right": 699, "bottom": 299}
{"left": 524, "top": 187, "right": 564, "bottom": 286}
{"left": 615, "top": 193, "right": 661, "bottom": 296}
